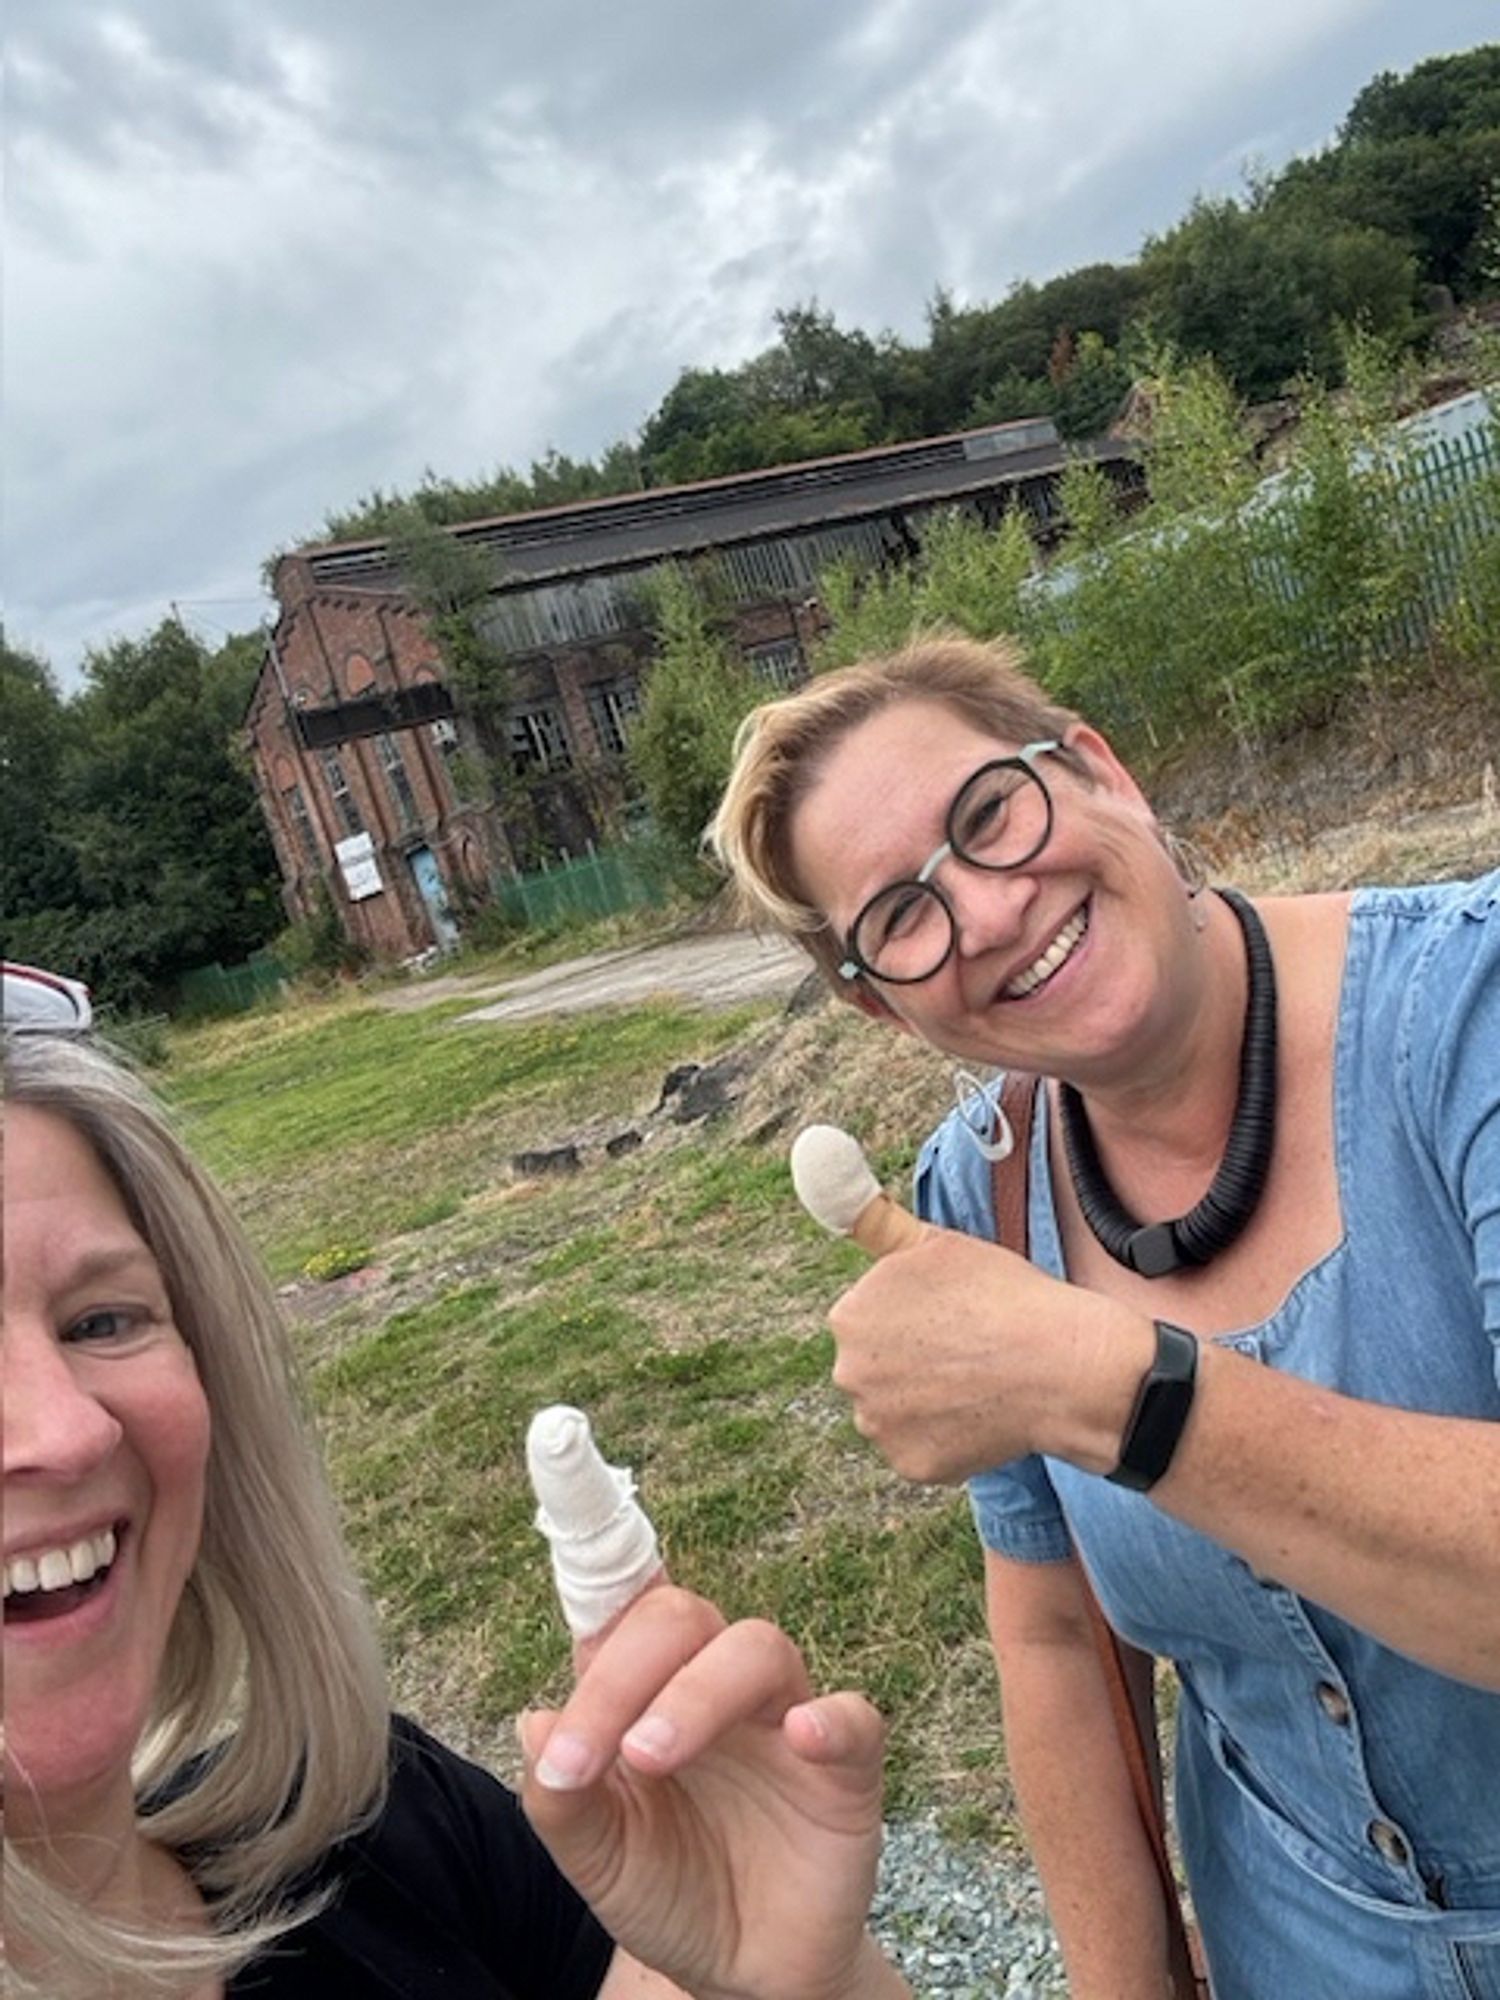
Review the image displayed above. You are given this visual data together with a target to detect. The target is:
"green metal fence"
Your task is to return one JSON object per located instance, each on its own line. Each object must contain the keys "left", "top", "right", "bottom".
{"left": 494, "top": 842, "right": 671, "bottom": 929}
{"left": 176, "top": 948, "right": 289, "bottom": 1019}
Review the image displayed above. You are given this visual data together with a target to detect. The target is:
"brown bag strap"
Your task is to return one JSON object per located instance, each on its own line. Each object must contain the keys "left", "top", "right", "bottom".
{"left": 992, "top": 1073, "right": 1209, "bottom": 2000}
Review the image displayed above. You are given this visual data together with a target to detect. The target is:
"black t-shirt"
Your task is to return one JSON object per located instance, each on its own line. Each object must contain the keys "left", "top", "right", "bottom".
{"left": 226, "top": 1716, "right": 614, "bottom": 1998}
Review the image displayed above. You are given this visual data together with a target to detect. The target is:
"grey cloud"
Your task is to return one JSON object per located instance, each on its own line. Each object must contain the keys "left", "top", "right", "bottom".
{"left": 11, "top": 3, "right": 297, "bottom": 173}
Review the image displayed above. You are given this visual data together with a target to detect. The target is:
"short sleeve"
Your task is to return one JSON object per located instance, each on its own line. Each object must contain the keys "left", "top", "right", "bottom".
{"left": 914, "top": 1106, "right": 1075, "bottom": 1564}
{"left": 1402, "top": 872, "right": 1500, "bottom": 1384}
{"left": 912, "top": 1106, "right": 997, "bottom": 1237}
{"left": 968, "top": 1456, "right": 1075, "bottom": 1562}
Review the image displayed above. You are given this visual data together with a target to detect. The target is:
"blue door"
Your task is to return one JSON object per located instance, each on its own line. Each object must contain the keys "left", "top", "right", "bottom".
{"left": 406, "top": 845, "right": 459, "bottom": 950}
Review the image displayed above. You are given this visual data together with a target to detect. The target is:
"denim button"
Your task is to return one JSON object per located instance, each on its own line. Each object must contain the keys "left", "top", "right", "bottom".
{"left": 1316, "top": 1680, "right": 1351, "bottom": 1725}
{"left": 1368, "top": 1819, "right": 1410, "bottom": 1868}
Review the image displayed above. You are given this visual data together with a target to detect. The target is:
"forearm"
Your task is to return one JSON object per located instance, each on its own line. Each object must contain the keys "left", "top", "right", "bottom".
{"left": 1062, "top": 1319, "right": 1500, "bottom": 1688}
{"left": 1163, "top": 1344, "right": 1500, "bottom": 1687}
{"left": 998, "top": 1633, "right": 1172, "bottom": 2000}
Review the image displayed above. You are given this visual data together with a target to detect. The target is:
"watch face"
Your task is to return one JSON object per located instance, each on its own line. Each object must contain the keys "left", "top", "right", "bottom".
{"left": 1107, "top": 1323, "right": 1198, "bottom": 1491}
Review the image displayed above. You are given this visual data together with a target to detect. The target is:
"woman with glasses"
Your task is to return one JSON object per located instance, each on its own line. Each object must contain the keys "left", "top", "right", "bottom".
{"left": 2, "top": 982, "right": 911, "bottom": 2000}
{"left": 709, "top": 636, "right": 1500, "bottom": 2000}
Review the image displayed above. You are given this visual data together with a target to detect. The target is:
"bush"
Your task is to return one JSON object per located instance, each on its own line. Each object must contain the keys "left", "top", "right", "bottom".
{"left": 813, "top": 505, "right": 1038, "bottom": 671}
{"left": 629, "top": 563, "right": 763, "bottom": 864}
{"left": 813, "top": 345, "right": 1500, "bottom": 770}
{"left": 302, "top": 1242, "right": 373, "bottom": 1283}
{"left": 273, "top": 884, "right": 367, "bottom": 983}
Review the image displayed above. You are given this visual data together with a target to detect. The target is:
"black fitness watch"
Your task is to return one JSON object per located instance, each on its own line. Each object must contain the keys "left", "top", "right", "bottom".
{"left": 1106, "top": 1320, "right": 1200, "bottom": 1492}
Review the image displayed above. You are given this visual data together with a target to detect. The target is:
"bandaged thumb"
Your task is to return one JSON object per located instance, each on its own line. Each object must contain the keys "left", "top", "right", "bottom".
{"left": 790, "top": 1124, "right": 927, "bottom": 1259}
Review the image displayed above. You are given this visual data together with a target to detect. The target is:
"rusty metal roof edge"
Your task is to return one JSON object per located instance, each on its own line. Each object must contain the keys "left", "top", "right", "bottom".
{"left": 298, "top": 417, "right": 1074, "bottom": 561}
{"left": 306, "top": 438, "right": 1134, "bottom": 594}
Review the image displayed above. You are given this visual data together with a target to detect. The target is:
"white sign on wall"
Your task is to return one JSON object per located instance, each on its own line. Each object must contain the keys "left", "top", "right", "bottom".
{"left": 335, "top": 831, "right": 384, "bottom": 901}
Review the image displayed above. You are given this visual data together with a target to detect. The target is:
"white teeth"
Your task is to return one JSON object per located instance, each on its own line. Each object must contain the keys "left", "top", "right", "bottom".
{"left": 4, "top": 1526, "right": 117, "bottom": 1600}
{"left": 1004, "top": 908, "right": 1089, "bottom": 999}
{"left": 37, "top": 1551, "right": 72, "bottom": 1590}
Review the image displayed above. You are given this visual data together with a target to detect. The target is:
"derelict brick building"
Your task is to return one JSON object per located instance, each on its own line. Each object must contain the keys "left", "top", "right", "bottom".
{"left": 245, "top": 416, "right": 1138, "bottom": 962}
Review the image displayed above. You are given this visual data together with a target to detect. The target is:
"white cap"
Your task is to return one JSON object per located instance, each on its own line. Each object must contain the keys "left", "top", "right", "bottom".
{"left": 527, "top": 1405, "right": 662, "bottom": 1640}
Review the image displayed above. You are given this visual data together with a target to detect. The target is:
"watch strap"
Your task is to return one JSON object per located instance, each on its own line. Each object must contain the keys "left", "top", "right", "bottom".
{"left": 1107, "top": 1320, "right": 1199, "bottom": 1492}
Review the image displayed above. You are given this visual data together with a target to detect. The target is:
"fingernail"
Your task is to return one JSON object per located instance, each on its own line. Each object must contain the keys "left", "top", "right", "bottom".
{"left": 535, "top": 1729, "right": 596, "bottom": 1790}
{"left": 621, "top": 1713, "right": 678, "bottom": 1762}
{"left": 789, "top": 1701, "right": 827, "bottom": 1745}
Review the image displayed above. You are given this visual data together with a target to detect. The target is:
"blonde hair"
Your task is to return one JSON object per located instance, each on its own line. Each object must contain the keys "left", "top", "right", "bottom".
{"left": 4, "top": 1034, "right": 389, "bottom": 1997}
{"left": 707, "top": 633, "right": 1083, "bottom": 989}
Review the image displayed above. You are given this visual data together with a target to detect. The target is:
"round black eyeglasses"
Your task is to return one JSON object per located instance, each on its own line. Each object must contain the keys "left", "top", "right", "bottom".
{"left": 836, "top": 741, "right": 1059, "bottom": 986}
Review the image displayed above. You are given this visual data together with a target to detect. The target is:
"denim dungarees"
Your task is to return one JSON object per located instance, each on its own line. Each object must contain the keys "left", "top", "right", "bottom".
{"left": 916, "top": 873, "right": 1500, "bottom": 2000}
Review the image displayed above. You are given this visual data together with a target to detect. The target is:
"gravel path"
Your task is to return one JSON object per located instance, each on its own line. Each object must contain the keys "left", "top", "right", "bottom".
{"left": 373, "top": 928, "right": 811, "bottom": 1020}
{"left": 873, "top": 1816, "right": 1066, "bottom": 1997}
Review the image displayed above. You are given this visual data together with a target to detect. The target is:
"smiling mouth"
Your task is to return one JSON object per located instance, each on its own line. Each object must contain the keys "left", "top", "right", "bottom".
{"left": 3, "top": 1525, "right": 122, "bottom": 1626}
{"left": 1002, "top": 904, "right": 1090, "bottom": 1000}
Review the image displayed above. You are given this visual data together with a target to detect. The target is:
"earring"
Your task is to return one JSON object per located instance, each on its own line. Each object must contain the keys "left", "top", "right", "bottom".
{"left": 953, "top": 1068, "right": 1015, "bottom": 1163}
{"left": 1159, "top": 824, "right": 1209, "bottom": 897}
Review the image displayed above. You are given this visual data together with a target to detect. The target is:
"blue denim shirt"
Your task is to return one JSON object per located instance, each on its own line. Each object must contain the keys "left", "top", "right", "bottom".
{"left": 915, "top": 873, "right": 1500, "bottom": 1999}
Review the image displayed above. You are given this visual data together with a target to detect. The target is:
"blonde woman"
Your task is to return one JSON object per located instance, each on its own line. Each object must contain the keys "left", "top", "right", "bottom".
{"left": 3, "top": 979, "right": 910, "bottom": 2000}
{"left": 709, "top": 636, "right": 1500, "bottom": 2000}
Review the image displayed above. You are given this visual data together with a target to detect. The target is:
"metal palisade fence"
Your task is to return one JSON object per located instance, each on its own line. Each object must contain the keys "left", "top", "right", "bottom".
{"left": 176, "top": 948, "right": 289, "bottom": 1018}
{"left": 494, "top": 841, "right": 672, "bottom": 929}
{"left": 1024, "top": 384, "right": 1500, "bottom": 745}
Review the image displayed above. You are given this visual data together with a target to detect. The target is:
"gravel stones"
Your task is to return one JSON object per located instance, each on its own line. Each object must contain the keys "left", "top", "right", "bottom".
{"left": 871, "top": 1815, "right": 1066, "bottom": 1998}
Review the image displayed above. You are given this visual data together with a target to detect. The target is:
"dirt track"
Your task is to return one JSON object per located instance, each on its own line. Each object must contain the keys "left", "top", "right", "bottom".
{"left": 375, "top": 928, "right": 813, "bottom": 1023}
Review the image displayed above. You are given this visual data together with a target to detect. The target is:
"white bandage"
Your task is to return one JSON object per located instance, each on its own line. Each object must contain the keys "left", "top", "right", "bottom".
{"left": 790, "top": 1123, "right": 882, "bottom": 1235}
{"left": 527, "top": 1405, "right": 662, "bottom": 1640}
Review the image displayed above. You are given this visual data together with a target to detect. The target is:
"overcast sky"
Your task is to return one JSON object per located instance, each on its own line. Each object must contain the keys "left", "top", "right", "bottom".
{"left": 7, "top": 0, "right": 1496, "bottom": 686}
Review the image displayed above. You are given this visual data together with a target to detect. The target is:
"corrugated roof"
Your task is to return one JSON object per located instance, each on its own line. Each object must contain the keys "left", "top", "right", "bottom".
{"left": 303, "top": 421, "right": 1132, "bottom": 594}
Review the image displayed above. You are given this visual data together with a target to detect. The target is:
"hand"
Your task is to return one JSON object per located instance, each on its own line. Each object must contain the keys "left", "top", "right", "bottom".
{"left": 826, "top": 1223, "right": 1153, "bottom": 1484}
{"left": 519, "top": 1585, "right": 891, "bottom": 2000}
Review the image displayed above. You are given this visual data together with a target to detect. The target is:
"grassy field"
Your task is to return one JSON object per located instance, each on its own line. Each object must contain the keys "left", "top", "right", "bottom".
{"left": 163, "top": 972, "right": 1010, "bottom": 1828}
{"left": 159, "top": 775, "right": 1500, "bottom": 1843}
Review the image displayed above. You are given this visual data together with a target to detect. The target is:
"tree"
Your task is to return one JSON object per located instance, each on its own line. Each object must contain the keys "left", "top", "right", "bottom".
{"left": 0, "top": 619, "right": 284, "bottom": 1011}
{"left": 0, "top": 639, "right": 81, "bottom": 929}
{"left": 1051, "top": 332, "right": 1134, "bottom": 439}
{"left": 627, "top": 564, "right": 762, "bottom": 861}
{"left": 751, "top": 303, "right": 884, "bottom": 429}
{"left": 60, "top": 620, "right": 281, "bottom": 997}
{"left": 1342, "top": 48, "right": 1500, "bottom": 147}
{"left": 640, "top": 313, "right": 883, "bottom": 488}
{"left": 639, "top": 369, "right": 757, "bottom": 485}
{"left": 1139, "top": 198, "right": 1419, "bottom": 400}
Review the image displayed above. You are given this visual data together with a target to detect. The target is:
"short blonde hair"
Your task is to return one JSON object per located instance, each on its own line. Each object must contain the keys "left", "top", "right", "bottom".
{"left": 707, "top": 633, "right": 1083, "bottom": 989}
{"left": 5, "top": 1034, "right": 389, "bottom": 1997}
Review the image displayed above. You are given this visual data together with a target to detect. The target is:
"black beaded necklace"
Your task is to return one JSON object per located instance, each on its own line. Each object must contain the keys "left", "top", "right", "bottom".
{"left": 1059, "top": 887, "right": 1277, "bottom": 1278}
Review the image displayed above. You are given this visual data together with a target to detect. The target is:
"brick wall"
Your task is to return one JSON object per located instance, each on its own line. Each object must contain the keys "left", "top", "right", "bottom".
{"left": 249, "top": 561, "right": 507, "bottom": 961}
{"left": 250, "top": 555, "right": 826, "bottom": 961}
